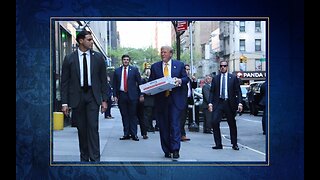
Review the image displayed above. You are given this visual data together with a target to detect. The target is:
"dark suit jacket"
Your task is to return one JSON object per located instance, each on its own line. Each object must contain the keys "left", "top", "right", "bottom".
{"left": 61, "top": 50, "right": 108, "bottom": 107}
{"left": 209, "top": 73, "right": 242, "bottom": 113}
{"left": 113, "top": 65, "right": 142, "bottom": 101}
{"left": 149, "top": 60, "right": 188, "bottom": 110}
{"left": 182, "top": 77, "right": 197, "bottom": 105}
{"left": 141, "top": 76, "right": 154, "bottom": 107}
{"left": 259, "top": 81, "right": 266, "bottom": 106}
{"left": 202, "top": 82, "right": 211, "bottom": 108}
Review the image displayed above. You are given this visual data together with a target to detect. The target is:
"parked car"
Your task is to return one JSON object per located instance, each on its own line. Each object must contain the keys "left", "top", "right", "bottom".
{"left": 247, "top": 81, "right": 265, "bottom": 116}
{"left": 240, "top": 85, "right": 250, "bottom": 112}
{"left": 193, "top": 87, "right": 204, "bottom": 122}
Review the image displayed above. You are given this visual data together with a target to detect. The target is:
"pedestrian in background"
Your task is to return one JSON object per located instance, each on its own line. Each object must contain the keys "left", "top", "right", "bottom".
{"left": 259, "top": 81, "right": 267, "bottom": 135}
{"left": 61, "top": 30, "right": 108, "bottom": 162}
{"left": 149, "top": 46, "right": 188, "bottom": 159}
{"left": 208, "top": 60, "right": 243, "bottom": 151}
{"left": 113, "top": 55, "right": 143, "bottom": 141}
{"left": 247, "top": 87, "right": 255, "bottom": 115}
{"left": 105, "top": 75, "right": 114, "bottom": 119}
{"left": 136, "top": 68, "right": 150, "bottom": 139}
{"left": 141, "top": 68, "right": 156, "bottom": 133}
{"left": 202, "top": 74, "right": 213, "bottom": 134}
{"left": 180, "top": 64, "right": 197, "bottom": 141}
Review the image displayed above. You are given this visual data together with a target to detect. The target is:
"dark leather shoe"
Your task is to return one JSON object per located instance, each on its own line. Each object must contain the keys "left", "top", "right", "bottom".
{"left": 132, "top": 136, "right": 139, "bottom": 141}
{"left": 204, "top": 129, "right": 213, "bottom": 134}
{"left": 172, "top": 151, "right": 180, "bottom": 159}
{"left": 212, "top": 145, "right": 223, "bottom": 149}
{"left": 164, "top": 153, "right": 171, "bottom": 158}
{"left": 120, "top": 135, "right": 131, "bottom": 140}
{"left": 143, "top": 135, "right": 148, "bottom": 139}
{"left": 181, "top": 136, "right": 190, "bottom": 141}
{"left": 232, "top": 144, "right": 239, "bottom": 150}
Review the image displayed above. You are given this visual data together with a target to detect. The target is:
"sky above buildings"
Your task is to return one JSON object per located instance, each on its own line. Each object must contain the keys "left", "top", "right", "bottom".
{"left": 117, "top": 21, "right": 156, "bottom": 49}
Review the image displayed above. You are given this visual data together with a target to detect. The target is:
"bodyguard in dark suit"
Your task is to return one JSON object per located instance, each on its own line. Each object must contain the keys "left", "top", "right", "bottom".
{"left": 104, "top": 76, "right": 114, "bottom": 119}
{"left": 149, "top": 46, "right": 188, "bottom": 159}
{"left": 180, "top": 64, "right": 197, "bottom": 141}
{"left": 208, "top": 60, "right": 243, "bottom": 151}
{"left": 141, "top": 68, "right": 155, "bottom": 132}
{"left": 259, "top": 81, "right": 267, "bottom": 135}
{"left": 202, "top": 74, "right": 213, "bottom": 133}
{"left": 61, "top": 30, "right": 108, "bottom": 162}
{"left": 113, "top": 55, "right": 143, "bottom": 141}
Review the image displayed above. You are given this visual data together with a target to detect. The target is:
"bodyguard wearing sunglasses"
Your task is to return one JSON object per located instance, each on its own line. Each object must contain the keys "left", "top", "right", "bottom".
{"left": 208, "top": 60, "right": 243, "bottom": 150}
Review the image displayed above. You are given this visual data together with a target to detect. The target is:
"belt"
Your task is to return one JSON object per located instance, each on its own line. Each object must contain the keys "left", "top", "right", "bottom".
{"left": 81, "top": 86, "right": 92, "bottom": 91}
{"left": 219, "top": 98, "right": 228, "bottom": 101}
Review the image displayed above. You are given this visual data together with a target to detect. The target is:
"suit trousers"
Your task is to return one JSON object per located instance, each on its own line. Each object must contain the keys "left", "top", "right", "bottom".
{"left": 155, "top": 96, "right": 182, "bottom": 154}
{"left": 211, "top": 99, "right": 238, "bottom": 146}
{"left": 72, "top": 88, "right": 100, "bottom": 162}
{"left": 118, "top": 92, "right": 138, "bottom": 137}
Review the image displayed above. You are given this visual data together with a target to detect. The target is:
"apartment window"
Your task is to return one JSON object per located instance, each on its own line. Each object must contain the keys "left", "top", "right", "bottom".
{"left": 255, "top": 59, "right": 262, "bottom": 71}
{"left": 239, "top": 21, "right": 245, "bottom": 32}
{"left": 255, "top": 21, "right": 261, "bottom": 32}
{"left": 201, "top": 43, "right": 206, "bottom": 59}
{"left": 240, "top": 39, "right": 246, "bottom": 52}
{"left": 255, "top": 39, "right": 261, "bottom": 51}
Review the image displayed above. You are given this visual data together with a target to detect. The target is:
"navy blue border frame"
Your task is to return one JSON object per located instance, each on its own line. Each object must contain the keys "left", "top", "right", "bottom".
{"left": 16, "top": 0, "right": 304, "bottom": 179}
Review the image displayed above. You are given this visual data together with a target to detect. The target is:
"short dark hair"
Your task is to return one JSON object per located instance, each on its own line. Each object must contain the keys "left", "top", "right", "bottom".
{"left": 219, "top": 60, "right": 228, "bottom": 65}
{"left": 76, "top": 30, "right": 92, "bottom": 44}
{"left": 121, "top": 54, "right": 131, "bottom": 61}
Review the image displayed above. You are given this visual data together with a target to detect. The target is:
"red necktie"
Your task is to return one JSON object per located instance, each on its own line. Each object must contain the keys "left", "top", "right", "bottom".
{"left": 123, "top": 67, "right": 128, "bottom": 92}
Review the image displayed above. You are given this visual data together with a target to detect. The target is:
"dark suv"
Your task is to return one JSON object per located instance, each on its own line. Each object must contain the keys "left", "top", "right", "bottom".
{"left": 247, "top": 81, "right": 265, "bottom": 116}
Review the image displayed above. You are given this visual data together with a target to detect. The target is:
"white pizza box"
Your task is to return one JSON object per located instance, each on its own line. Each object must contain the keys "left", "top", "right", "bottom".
{"left": 139, "top": 77, "right": 176, "bottom": 95}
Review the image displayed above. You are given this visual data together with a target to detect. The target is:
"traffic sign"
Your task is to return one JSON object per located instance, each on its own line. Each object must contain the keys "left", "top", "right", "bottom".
{"left": 177, "top": 21, "right": 188, "bottom": 32}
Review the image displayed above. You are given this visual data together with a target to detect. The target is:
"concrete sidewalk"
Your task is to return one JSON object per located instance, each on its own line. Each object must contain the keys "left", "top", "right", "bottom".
{"left": 52, "top": 106, "right": 266, "bottom": 163}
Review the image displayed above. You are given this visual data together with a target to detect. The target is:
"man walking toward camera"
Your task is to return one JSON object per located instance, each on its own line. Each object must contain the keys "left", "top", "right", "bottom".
{"left": 208, "top": 60, "right": 243, "bottom": 150}
{"left": 149, "top": 46, "right": 188, "bottom": 159}
{"left": 61, "top": 30, "right": 108, "bottom": 162}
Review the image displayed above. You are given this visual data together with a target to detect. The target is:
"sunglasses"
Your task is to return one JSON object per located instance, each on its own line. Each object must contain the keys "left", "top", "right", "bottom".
{"left": 220, "top": 65, "right": 228, "bottom": 67}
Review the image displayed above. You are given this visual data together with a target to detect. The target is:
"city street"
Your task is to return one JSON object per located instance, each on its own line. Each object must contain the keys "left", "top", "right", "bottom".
{"left": 52, "top": 106, "right": 267, "bottom": 164}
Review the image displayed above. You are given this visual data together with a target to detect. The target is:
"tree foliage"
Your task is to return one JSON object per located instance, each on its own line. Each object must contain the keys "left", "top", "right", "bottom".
{"left": 108, "top": 47, "right": 160, "bottom": 72}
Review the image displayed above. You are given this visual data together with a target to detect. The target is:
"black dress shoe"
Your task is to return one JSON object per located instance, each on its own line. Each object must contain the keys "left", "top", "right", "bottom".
{"left": 132, "top": 136, "right": 139, "bottom": 141}
{"left": 119, "top": 135, "right": 131, "bottom": 140}
{"left": 172, "top": 151, "right": 180, "bottom": 159}
{"left": 232, "top": 144, "right": 239, "bottom": 150}
{"left": 164, "top": 153, "right": 171, "bottom": 158}
{"left": 203, "top": 130, "right": 213, "bottom": 134}
{"left": 212, "top": 145, "right": 223, "bottom": 149}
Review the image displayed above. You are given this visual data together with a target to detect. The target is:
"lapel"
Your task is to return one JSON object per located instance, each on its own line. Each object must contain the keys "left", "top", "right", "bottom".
{"left": 171, "top": 60, "right": 175, "bottom": 75}
{"left": 160, "top": 62, "right": 165, "bottom": 77}
{"left": 217, "top": 74, "right": 222, "bottom": 88}
{"left": 127, "top": 65, "right": 131, "bottom": 79}
{"left": 89, "top": 50, "right": 95, "bottom": 76}
{"left": 170, "top": 59, "right": 178, "bottom": 77}
{"left": 73, "top": 51, "right": 80, "bottom": 81}
{"left": 120, "top": 66, "right": 123, "bottom": 80}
